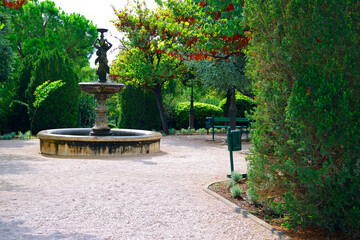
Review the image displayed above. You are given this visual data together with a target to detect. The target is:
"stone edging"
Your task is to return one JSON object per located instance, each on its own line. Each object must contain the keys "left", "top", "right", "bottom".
{"left": 203, "top": 182, "right": 293, "bottom": 240}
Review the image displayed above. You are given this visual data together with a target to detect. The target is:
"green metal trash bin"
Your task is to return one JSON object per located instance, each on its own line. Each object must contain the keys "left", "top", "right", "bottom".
{"left": 227, "top": 127, "right": 242, "bottom": 178}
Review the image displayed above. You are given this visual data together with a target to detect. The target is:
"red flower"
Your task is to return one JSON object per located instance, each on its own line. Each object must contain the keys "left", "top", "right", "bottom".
{"left": 227, "top": 3, "right": 234, "bottom": 12}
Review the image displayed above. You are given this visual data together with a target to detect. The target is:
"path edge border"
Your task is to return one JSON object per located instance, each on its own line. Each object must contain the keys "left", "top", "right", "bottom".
{"left": 203, "top": 181, "right": 293, "bottom": 240}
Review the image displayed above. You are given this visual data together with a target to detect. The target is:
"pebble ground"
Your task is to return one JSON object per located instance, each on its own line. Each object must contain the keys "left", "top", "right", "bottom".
{"left": 0, "top": 135, "right": 280, "bottom": 240}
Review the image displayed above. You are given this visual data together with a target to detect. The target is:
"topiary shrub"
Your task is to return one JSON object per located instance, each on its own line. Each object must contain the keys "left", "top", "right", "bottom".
{"left": 175, "top": 102, "right": 223, "bottom": 129}
{"left": 245, "top": 0, "right": 360, "bottom": 236}
{"left": 26, "top": 49, "right": 80, "bottom": 133}
{"left": 118, "top": 86, "right": 161, "bottom": 130}
{"left": 218, "top": 93, "right": 255, "bottom": 118}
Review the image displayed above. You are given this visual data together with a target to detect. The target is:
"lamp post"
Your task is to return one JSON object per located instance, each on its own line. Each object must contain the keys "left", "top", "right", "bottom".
{"left": 188, "top": 79, "right": 195, "bottom": 129}
{"left": 229, "top": 87, "right": 237, "bottom": 130}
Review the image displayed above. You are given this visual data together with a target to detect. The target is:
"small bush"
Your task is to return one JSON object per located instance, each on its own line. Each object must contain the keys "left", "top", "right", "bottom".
{"left": 0, "top": 134, "right": 12, "bottom": 140}
{"left": 209, "top": 128, "right": 218, "bottom": 133}
{"left": 197, "top": 128, "right": 206, "bottom": 135}
{"left": 246, "top": 187, "right": 261, "bottom": 205}
{"left": 230, "top": 185, "right": 243, "bottom": 198}
{"left": 18, "top": 130, "right": 31, "bottom": 140}
{"left": 227, "top": 179, "right": 235, "bottom": 188}
{"left": 231, "top": 171, "right": 243, "bottom": 183}
{"left": 168, "top": 128, "right": 176, "bottom": 135}
{"left": 180, "top": 128, "right": 188, "bottom": 134}
{"left": 175, "top": 102, "right": 223, "bottom": 129}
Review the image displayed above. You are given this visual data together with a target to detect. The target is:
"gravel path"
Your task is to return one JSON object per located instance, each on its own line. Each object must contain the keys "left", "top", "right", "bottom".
{"left": 0, "top": 135, "right": 279, "bottom": 240}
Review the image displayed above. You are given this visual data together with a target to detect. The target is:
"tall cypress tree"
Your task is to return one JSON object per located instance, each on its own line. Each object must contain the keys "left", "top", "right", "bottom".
{"left": 26, "top": 49, "right": 80, "bottom": 133}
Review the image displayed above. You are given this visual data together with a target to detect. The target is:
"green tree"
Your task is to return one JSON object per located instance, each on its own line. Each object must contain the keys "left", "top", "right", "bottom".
{"left": 0, "top": 11, "right": 14, "bottom": 84}
{"left": 188, "top": 55, "right": 250, "bottom": 96}
{"left": 1, "top": 0, "right": 96, "bottom": 132}
{"left": 187, "top": 55, "right": 252, "bottom": 118}
{"left": 111, "top": 2, "right": 187, "bottom": 134}
{"left": 245, "top": 0, "right": 360, "bottom": 235}
{"left": 5, "top": 0, "right": 97, "bottom": 68}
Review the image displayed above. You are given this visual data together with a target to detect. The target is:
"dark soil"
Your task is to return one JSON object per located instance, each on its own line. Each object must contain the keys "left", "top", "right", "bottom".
{"left": 209, "top": 179, "right": 356, "bottom": 240}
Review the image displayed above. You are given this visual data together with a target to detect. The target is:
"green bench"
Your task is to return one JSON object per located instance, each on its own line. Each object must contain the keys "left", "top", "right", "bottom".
{"left": 205, "top": 116, "right": 251, "bottom": 140}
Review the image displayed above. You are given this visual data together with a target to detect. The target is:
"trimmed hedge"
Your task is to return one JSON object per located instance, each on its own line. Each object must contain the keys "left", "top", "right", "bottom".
{"left": 175, "top": 102, "right": 223, "bottom": 129}
{"left": 118, "top": 86, "right": 161, "bottom": 130}
{"left": 218, "top": 93, "right": 255, "bottom": 118}
{"left": 245, "top": 0, "right": 360, "bottom": 236}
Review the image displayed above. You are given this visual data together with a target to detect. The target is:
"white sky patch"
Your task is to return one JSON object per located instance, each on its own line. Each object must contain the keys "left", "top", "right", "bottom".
{"left": 43, "top": 0, "right": 157, "bottom": 68}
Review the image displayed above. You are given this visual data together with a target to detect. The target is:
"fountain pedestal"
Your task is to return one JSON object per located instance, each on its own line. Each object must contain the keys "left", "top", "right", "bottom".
{"left": 78, "top": 82, "right": 123, "bottom": 136}
{"left": 92, "top": 93, "right": 111, "bottom": 135}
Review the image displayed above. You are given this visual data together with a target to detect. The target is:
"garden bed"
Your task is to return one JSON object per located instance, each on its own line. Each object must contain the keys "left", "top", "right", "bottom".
{"left": 209, "top": 179, "right": 354, "bottom": 240}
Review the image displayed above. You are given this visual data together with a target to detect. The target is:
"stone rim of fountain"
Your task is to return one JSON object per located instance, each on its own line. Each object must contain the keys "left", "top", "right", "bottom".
{"left": 38, "top": 128, "right": 162, "bottom": 157}
{"left": 38, "top": 128, "right": 162, "bottom": 142}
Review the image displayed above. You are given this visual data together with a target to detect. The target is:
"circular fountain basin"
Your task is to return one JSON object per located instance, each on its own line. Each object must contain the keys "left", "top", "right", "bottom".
{"left": 38, "top": 128, "right": 162, "bottom": 157}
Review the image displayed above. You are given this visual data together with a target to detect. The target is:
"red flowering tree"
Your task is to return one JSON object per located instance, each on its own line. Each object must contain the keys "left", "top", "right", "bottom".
{"left": 159, "top": 0, "right": 251, "bottom": 128}
{"left": 1, "top": 0, "right": 27, "bottom": 9}
{"left": 0, "top": 0, "right": 28, "bottom": 29}
{"left": 111, "top": 2, "right": 187, "bottom": 134}
{"left": 162, "top": 0, "right": 250, "bottom": 61}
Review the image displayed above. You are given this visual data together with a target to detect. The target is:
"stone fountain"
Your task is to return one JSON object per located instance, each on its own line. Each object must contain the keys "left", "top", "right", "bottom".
{"left": 37, "top": 29, "right": 162, "bottom": 157}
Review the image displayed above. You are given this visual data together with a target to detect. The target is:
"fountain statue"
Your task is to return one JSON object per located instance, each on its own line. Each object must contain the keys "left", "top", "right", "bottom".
{"left": 37, "top": 29, "right": 162, "bottom": 157}
{"left": 94, "top": 28, "right": 112, "bottom": 83}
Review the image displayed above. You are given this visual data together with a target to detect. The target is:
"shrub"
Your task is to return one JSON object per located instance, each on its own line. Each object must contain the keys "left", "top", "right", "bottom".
{"left": 118, "top": 86, "right": 161, "bottom": 130}
{"left": 175, "top": 102, "right": 223, "bottom": 129}
{"left": 231, "top": 171, "right": 243, "bottom": 183}
{"left": 25, "top": 50, "right": 80, "bottom": 133}
{"left": 245, "top": 0, "right": 360, "bottom": 236}
{"left": 197, "top": 128, "right": 206, "bottom": 135}
{"left": 246, "top": 187, "right": 260, "bottom": 205}
{"left": 227, "top": 179, "right": 235, "bottom": 188}
{"left": 230, "top": 185, "right": 243, "bottom": 198}
{"left": 0, "top": 133, "right": 12, "bottom": 140}
{"left": 18, "top": 130, "right": 31, "bottom": 140}
{"left": 218, "top": 93, "right": 255, "bottom": 118}
{"left": 180, "top": 128, "right": 188, "bottom": 134}
{"left": 168, "top": 128, "right": 176, "bottom": 135}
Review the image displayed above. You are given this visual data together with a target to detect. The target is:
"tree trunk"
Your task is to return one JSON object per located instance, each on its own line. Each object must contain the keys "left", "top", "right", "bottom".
{"left": 225, "top": 88, "right": 232, "bottom": 117}
{"left": 153, "top": 85, "right": 169, "bottom": 135}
